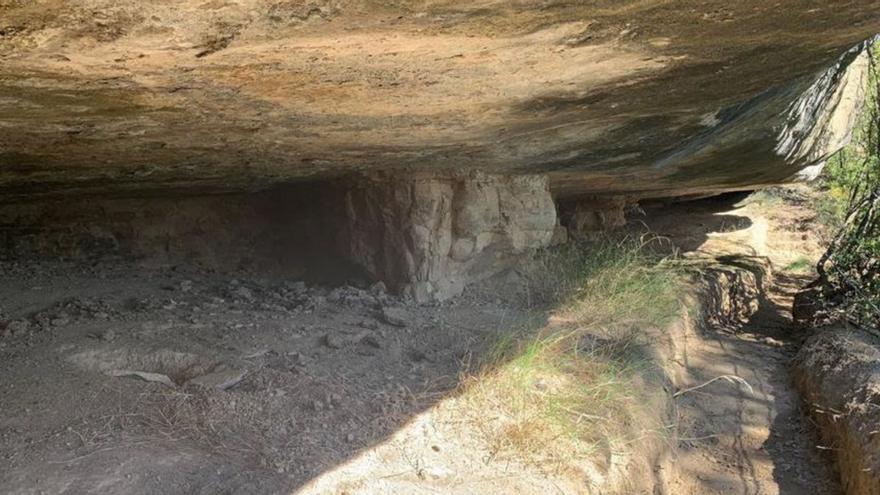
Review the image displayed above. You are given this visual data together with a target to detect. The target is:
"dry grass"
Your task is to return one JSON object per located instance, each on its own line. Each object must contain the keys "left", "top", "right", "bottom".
{"left": 138, "top": 388, "right": 263, "bottom": 456}
{"left": 57, "top": 383, "right": 268, "bottom": 470}
{"left": 459, "top": 237, "right": 683, "bottom": 472}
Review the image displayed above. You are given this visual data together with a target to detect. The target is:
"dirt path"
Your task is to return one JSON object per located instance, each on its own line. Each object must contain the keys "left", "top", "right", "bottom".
{"left": 636, "top": 186, "right": 845, "bottom": 494}
{"left": 665, "top": 271, "right": 840, "bottom": 494}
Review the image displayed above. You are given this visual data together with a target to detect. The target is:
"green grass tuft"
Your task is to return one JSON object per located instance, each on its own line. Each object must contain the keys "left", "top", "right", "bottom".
{"left": 783, "top": 256, "right": 814, "bottom": 274}
{"left": 460, "top": 237, "right": 682, "bottom": 471}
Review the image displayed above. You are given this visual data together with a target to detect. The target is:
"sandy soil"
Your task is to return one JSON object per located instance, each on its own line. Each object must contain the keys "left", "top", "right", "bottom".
{"left": 663, "top": 272, "right": 840, "bottom": 494}
{"left": 794, "top": 328, "right": 880, "bottom": 495}
{"left": 0, "top": 185, "right": 841, "bottom": 494}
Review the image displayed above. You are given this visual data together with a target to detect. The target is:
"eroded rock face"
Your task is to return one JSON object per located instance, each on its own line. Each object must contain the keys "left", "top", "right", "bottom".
{"left": 0, "top": 1, "right": 877, "bottom": 200}
{"left": 0, "top": 172, "right": 557, "bottom": 299}
{"left": 0, "top": 182, "right": 353, "bottom": 278}
{"left": 343, "top": 172, "right": 557, "bottom": 301}
{"left": 561, "top": 195, "right": 633, "bottom": 236}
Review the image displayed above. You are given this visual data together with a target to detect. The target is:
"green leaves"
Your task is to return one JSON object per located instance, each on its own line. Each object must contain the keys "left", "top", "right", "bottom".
{"left": 818, "top": 42, "right": 880, "bottom": 329}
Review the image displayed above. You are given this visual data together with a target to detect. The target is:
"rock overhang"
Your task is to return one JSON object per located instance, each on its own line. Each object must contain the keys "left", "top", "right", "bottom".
{"left": 0, "top": 1, "right": 878, "bottom": 201}
{"left": 1, "top": 1, "right": 879, "bottom": 300}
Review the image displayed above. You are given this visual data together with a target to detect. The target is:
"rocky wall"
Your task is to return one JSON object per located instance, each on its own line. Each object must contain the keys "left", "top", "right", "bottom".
{"left": 341, "top": 172, "right": 558, "bottom": 301}
{"left": 0, "top": 173, "right": 560, "bottom": 301}
{"left": 0, "top": 183, "right": 352, "bottom": 281}
{"left": 559, "top": 195, "right": 635, "bottom": 237}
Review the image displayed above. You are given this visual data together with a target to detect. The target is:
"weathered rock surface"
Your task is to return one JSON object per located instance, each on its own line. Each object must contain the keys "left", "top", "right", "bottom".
{"left": 0, "top": 182, "right": 348, "bottom": 274}
{"left": 0, "top": 172, "right": 556, "bottom": 299}
{"left": 561, "top": 195, "right": 633, "bottom": 235}
{"left": 0, "top": 1, "right": 877, "bottom": 200}
{"left": 343, "top": 172, "right": 557, "bottom": 300}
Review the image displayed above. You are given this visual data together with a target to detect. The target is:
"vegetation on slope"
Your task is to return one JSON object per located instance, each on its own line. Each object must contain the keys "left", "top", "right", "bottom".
{"left": 460, "top": 238, "right": 683, "bottom": 472}
{"left": 816, "top": 41, "right": 880, "bottom": 330}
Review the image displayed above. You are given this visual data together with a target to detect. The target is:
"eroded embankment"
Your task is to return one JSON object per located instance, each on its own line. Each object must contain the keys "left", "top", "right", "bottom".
{"left": 665, "top": 268, "right": 843, "bottom": 494}
{"left": 795, "top": 328, "right": 880, "bottom": 495}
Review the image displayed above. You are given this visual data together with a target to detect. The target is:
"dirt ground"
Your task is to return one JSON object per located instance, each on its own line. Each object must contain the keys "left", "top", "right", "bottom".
{"left": 0, "top": 184, "right": 842, "bottom": 494}
{"left": 643, "top": 185, "right": 841, "bottom": 494}
{"left": 661, "top": 271, "right": 840, "bottom": 494}
{"left": 0, "top": 259, "right": 542, "bottom": 493}
{"left": 794, "top": 327, "right": 880, "bottom": 495}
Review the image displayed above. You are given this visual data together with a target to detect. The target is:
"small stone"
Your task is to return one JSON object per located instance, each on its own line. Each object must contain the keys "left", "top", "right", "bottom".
{"left": 408, "top": 348, "right": 428, "bottom": 362}
{"left": 287, "top": 281, "right": 307, "bottom": 293}
{"left": 321, "top": 333, "right": 344, "bottom": 349}
{"left": 327, "top": 288, "right": 344, "bottom": 303}
{"left": 4, "top": 319, "right": 29, "bottom": 336}
{"left": 369, "top": 281, "right": 387, "bottom": 295}
{"left": 289, "top": 351, "right": 309, "bottom": 367}
{"left": 233, "top": 286, "right": 254, "bottom": 302}
{"left": 179, "top": 280, "right": 193, "bottom": 292}
{"left": 360, "top": 333, "right": 383, "bottom": 348}
{"left": 312, "top": 399, "right": 324, "bottom": 411}
{"left": 88, "top": 328, "right": 117, "bottom": 341}
{"left": 380, "top": 307, "right": 409, "bottom": 327}
{"left": 50, "top": 315, "right": 71, "bottom": 327}
{"left": 346, "top": 433, "right": 355, "bottom": 442}
{"left": 358, "top": 319, "right": 379, "bottom": 330}
{"left": 242, "top": 348, "right": 270, "bottom": 359}
{"left": 108, "top": 369, "right": 175, "bottom": 387}
{"left": 187, "top": 368, "right": 247, "bottom": 391}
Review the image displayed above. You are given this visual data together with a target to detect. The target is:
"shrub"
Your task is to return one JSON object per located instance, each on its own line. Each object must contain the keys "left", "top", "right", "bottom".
{"left": 816, "top": 41, "right": 880, "bottom": 329}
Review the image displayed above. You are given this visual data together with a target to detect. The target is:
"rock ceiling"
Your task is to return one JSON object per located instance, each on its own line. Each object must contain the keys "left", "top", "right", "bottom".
{"left": 1, "top": 1, "right": 878, "bottom": 200}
